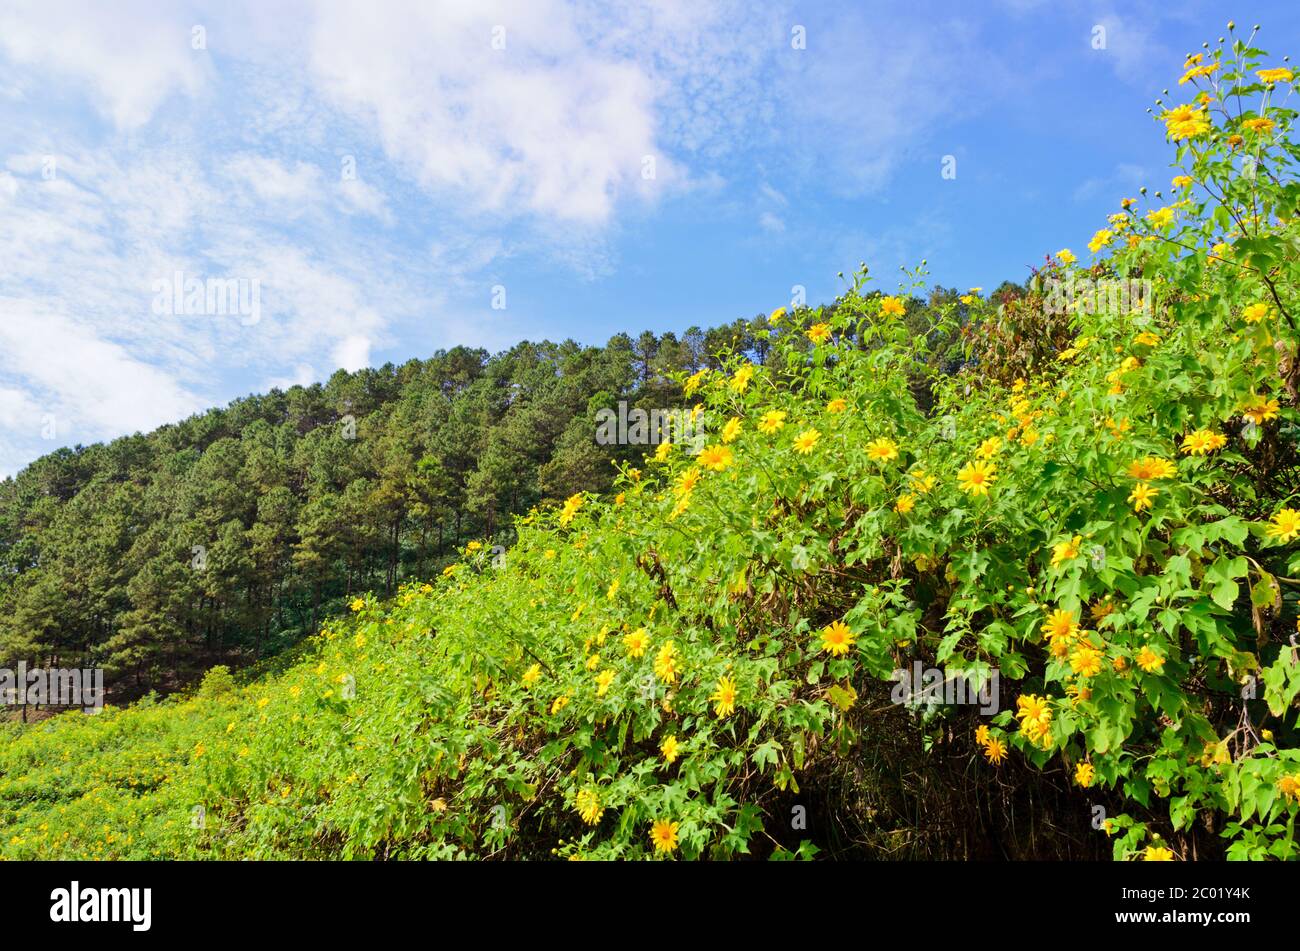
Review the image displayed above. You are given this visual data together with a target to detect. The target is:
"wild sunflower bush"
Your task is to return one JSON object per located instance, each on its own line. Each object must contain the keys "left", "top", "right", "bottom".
{"left": 2, "top": 31, "right": 1299, "bottom": 861}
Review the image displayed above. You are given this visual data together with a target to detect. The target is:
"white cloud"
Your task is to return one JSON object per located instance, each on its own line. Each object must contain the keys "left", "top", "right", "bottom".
{"left": 265, "top": 363, "right": 319, "bottom": 392}
{"left": 332, "top": 335, "right": 371, "bottom": 373}
{"left": 0, "top": 299, "right": 206, "bottom": 442}
{"left": 306, "top": 0, "right": 668, "bottom": 226}
{"left": 0, "top": 0, "right": 209, "bottom": 130}
{"left": 226, "top": 154, "right": 322, "bottom": 204}
{"left": 1092, "top": 12, "right": 1173, "bottom": 85}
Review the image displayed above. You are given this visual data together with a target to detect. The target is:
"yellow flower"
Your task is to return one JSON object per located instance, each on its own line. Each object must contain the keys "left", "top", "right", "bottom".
{"left": 1042, "top": 609, "right": 1079, "bottom": 656}
{"left": 826, "top": 398, "right": 848, "bottom": 414}
{"left": 1126, "top": 457, "right": 1176, "bottom": 480}
{"left": 559, "top": 493, "right": 584, "bottom": 525}
{"left": 975, "top": 724, "right": 991, "bottom": 746}
{"left": 624, "top": 628, "right": 649, "bottom": 658}
{"left": 1070, "top": 645, "right": 1103, "bottom": 679}
{"left": 1135, "top": 646, "right": 1164, "bottom": 673}
{"left": 1267, "top": 508, "right": 1300, "bottom": 542}
{"left": 1242, "top": 302, "right": 1270, "bottom": 323}
{"left": 975, "top": 436, "right": 1001, "bottom": 460}
{"left": 769, "top": 306, "right": 786, "bottom": 324}
{"left": 983, "top": 737, "right": 1007, "bottom": 765}
{"left": 698, "top": 445, "right": 734, "bottom": 472}
{"left": 1051, "top": 535, "right": 1082, "bottom": 566}
{"left": 1243, "top": 117, "right": 1275, "bottom": 134}
{"left": 957, "top": 460, "right": 996, "bottom": 496}
{"left": 721, "top": 417, "right": 743, "bottom": 443}
{"left": 1242, "top": 396, "right": 1280, "bottom": 425}
{"left": 1143, "top": 846, "right": 1175, "bottom": 861}
{"left": 650, "top": 819, "right": 679, "bottom": 854}
{"left": 820, "top": 620, "right": 856, "bottom": 657}
{"left": 730, "top": 364, "right": 755, "bottom": 393}
{"left": 660, "top": 734, "right": 680, "bottom": 765}
{"left": 595, "top": 669, "right": 615, "bottom": 697}
{"left": 895, "top": 493, "right": 917, "bottom": 515}
{"left": 1161, "top": 104, "right": 1211, "bottom": 140}
{"left": 866, "top": 437, "right": 899, "bottom": 461}
{"left": 1075, "top": 762, "right": 1096, "bottom": 788}
{"left": 288, "top": 685, "right": 302, "bottom": 699}
{"left": 1180, "top": 429, "right": 1225, "bottom": 455}
{"left": 710, "top": 676, "right": 738, "bottom": 718}
{"left": 1279, "top": 774, "right": 1300, "bottom": 802}
{"left": 1178, "top": 61, "right": 1219, "bottom": 84}
{"left": 1258, "top": 68, "right": 1295, "bottom": 84}
{"left": 793, "top": 428, "right": 821, "bottom": 455}
{"left": 683, "top": 369, "right": 707, "bottom": 397}
{"left": 1057, "top": 248, "right": 1076, "bottom": 265}
{"left": 1088, "top": 229, "right": 1114, "bottom": 253}
{"left": 550, "top": 695, "right": 570, "bottom": 715}
{"left": 349, "top": 598, "right": 365, "bottom": 612}
{"left": 758, "top": 410, "right": 788, "bottom": 434}
{"left": 911, "top": 470, "right": 938, "bottom": 494}
{"left": 1171, "top": 175, "right": 1193, "bottom": 189}
{"left": 880, "top": 296, "right": 906, "bottom": 317}
{"left": 521, "top": 663, "right": 541, "bottom": 686}
{"left": 1015, "top": 694, "right": 1053, "bottom": 744}
{"left": 807, "top": 322, "right": 832, "bottom": 344}
{"left": 676, "top": 467, "right": 700, "bottom": 497}
{"left": 1128, "top": 482, "right": 1158, "bottom": 512}
{"left": 654, "top": 641, "right": 679, "bottom": 684}
{"left": 1146, "top": 207, "right": 1175, "bottom": 229}
{"left": 575, "top": 788, "right": 603, "bottom": 825}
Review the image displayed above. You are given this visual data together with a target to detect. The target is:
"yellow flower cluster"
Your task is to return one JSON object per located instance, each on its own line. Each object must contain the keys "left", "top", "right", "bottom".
{"left": 1016, "top": 694, "right": 1053, "bottom": 748}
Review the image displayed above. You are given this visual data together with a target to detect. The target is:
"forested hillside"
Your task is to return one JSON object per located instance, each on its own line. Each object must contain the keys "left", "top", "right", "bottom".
{"left": 0, "top": 306, "right": 987, "bottom": 700}
{"left": 0, "top": 324, "right": 747, "bottom": 693}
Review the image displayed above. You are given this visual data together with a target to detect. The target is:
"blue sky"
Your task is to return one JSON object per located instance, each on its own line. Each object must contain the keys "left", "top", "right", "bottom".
{"left": 1, "top": 0, "right": 1297, "bottom": 478}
